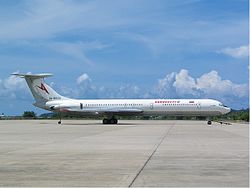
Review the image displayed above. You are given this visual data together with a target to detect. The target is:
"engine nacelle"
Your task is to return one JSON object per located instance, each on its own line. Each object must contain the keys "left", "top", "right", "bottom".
{"left": 50, "top": 105, "right": 60, "bottom": 110}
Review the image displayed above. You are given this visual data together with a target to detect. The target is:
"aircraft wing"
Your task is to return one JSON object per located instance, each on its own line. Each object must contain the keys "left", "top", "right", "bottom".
{"left": 54, "top": 106, "right": 143, "bottom": 116}
{"left": 102, "top": 108, "right": 143, "bottom": 115}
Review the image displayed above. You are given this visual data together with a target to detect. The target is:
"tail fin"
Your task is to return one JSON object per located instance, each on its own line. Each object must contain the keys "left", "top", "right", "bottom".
{"left": 12, "top": 73, "right": 65, "bottom": 103}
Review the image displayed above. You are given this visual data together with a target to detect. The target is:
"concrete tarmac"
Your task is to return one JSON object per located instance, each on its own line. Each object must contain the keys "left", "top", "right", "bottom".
{"left": 0, "top": 120, "right": 248, "bottom": 187}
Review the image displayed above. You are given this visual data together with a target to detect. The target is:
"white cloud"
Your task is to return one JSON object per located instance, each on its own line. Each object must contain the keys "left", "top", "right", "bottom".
{"left": 0, "top": 0, "right": 248, "bottom": 62}
{"left": 155, "top": 72, "right": 176, "bottom": 98}
{"left": 114, "top": 85, "right": 141, "bottom": 98}
{"left": 118, "top": 32, "right": 169, "bottom": 57}
{"left": 76, "top": 73, "right": 91, "bottom": 85}
{"left": 118, "top": 19, "right": 248, "bottom": 57}
{"left": 3, "top": 75, "right": 26, "bottom": 90}
{"left": 59, "top": 86, "right": 78, "bottom": 98}
{"left": 196, "top": 71, "right": 247, "bottom": 97}
{"left": 0, "top": 73, "right": 27, "bottom": 99}
{"left": 0, "top": 0, "right": 94, "bottom": 40}
{"left": 0, "top": 0, "right": 148, "bottom": 40}
{"left": 74, "top": 73, "right": 97, "bottom": 98}
{"left": 61, "top": 73, "right": 143, "bottom": 99}
{"left": 154, "top": 69, "right": 248, "bottom": 103}
{"left": 217, "top": 45, "right": 249, "bottom": 58}
{"left": 96, "top": 84, "right": 142, "bottom": 99}
{"left": 173, "top": 69, "right": 198, "bottom": 96}
{"left": 48, "top": 41, "right": 108, "bottom": 65}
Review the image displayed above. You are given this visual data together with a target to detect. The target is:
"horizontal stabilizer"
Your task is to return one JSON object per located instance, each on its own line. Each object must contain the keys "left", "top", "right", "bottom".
{"left": 12, "top": 73, "right": 53, "bottom": 78}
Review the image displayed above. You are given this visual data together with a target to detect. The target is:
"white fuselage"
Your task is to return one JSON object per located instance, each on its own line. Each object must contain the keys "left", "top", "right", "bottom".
{"left": 44, "top": 98, "right": 231, "bottom": 117}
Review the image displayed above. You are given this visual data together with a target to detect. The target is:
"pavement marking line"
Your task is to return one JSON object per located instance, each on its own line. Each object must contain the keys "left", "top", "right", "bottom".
{"left": 128, "top": 123, "right": 175, "bottom": 187}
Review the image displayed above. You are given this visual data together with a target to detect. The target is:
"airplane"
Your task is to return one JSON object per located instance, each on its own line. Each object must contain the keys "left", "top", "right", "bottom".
{"left": 13, "top": 73, "right": 231, "bottom": 125}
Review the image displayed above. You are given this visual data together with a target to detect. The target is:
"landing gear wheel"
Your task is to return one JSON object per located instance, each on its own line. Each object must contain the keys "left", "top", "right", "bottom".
{"left": 58, "top": 113, "right": 62, "bottom": 124}
{"left": 110, "top": 118, "right": 118, "bottom": 124}
{"left": 207, "top": 120, "right": 212, "bottom": 125}
{"left": 102, "top": 118, "right": 118, "bottom": 124}
{"left": 103, "top": 118, "right": 109, "bottom": 124}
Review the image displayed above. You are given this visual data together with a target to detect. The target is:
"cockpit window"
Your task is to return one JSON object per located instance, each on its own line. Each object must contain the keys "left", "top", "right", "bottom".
{"left": 219, "top": 103, "right": 227, "bottom": 107}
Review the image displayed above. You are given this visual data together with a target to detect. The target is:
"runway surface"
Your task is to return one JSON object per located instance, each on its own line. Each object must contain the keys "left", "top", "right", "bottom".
{"left": 0, "top": 120, "right": 249, "bottom": 187}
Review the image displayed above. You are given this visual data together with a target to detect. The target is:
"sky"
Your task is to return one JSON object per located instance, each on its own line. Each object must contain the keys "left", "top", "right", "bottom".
{"left": 0, "top": 0, "right": 249, "bottom": 115}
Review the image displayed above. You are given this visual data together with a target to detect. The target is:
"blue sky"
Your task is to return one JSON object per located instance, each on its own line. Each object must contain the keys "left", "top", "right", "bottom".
{"left": 0, "top": 0, "right": 249, "bottom": 115}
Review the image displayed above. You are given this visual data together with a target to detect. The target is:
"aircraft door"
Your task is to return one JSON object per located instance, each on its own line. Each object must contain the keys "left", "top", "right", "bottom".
{"left": 150, "top": 103, "right": 153, "bottom": 110}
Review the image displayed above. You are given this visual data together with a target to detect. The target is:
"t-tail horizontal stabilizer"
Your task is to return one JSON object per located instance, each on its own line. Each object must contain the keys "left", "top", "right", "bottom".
{"left": 12, "top": 73, "right": 53, "bottom": 78}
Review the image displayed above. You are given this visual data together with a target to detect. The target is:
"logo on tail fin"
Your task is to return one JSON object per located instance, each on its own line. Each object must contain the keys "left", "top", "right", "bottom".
{"left": 36, "top": 83, "right": 49, "bottom": 94}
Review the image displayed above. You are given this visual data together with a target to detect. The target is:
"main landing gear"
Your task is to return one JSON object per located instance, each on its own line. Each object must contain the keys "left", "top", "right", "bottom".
{"left": 103, "top": 118, "right": 118, "bottom": 124}
{"left": 58, "top": 112, "right": 62, "bottom": 124}
{"left": 206, "top": 116, "right": 212, "bottom": 125}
